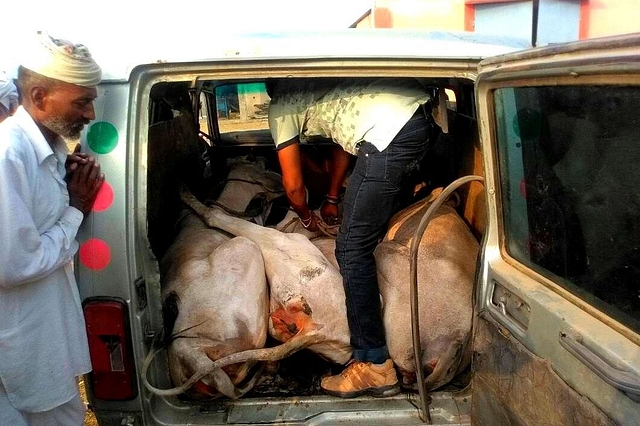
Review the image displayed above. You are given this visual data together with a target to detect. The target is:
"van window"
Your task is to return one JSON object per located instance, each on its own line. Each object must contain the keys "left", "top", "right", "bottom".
{"left": 214, "top": 82, "right": 272, "bottom": 145}
{"left": 495, "top": 85, "right": 640, "bottom": 332}
{"left": 198, "top": 91, "right": 210, "bottom": 136}
{"left": 444, "top": 88, "right": 457, "bottom": 111}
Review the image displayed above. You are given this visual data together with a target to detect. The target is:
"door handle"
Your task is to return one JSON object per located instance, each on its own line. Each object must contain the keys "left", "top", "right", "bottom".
{"left": 559, "top": 331, "right": 640, "bottom": 402}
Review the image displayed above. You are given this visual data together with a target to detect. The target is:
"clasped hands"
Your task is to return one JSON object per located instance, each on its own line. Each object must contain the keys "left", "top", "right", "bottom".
{"left": 65, "top": 145, "right": 105, "bottom": 216}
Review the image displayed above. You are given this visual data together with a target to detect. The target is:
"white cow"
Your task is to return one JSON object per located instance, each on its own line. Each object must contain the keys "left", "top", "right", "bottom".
{"left": 213, "top": 156, "right": 284, "bottom": 225}
{"left": 156, "top": 210, "right": 269, "bottom": 398}
{"left": 180, "top": 190, "right": 352, "bottom": 367}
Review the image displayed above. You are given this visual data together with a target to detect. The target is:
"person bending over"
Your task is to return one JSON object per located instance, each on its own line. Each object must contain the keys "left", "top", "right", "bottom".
{"left": 268, "top": 78, "right": 433, "bottom": 398}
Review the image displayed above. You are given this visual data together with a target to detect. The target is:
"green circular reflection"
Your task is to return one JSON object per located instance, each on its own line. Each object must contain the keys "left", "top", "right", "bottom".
{"left": 87, "top": 122, "right": 118, "bottom": 154}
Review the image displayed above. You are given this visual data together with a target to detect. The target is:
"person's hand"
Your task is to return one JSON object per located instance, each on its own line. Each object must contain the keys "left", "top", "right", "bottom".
{"left": 299, "top": 210, "right": 320, "bottom": 233}
{"left": 65, "top": 144, "right": 90, "bottom": 182}
{"left": 321, "top": 201, "right": 340, "bottom": 226}
{"left": 67, "top": 157, "right": 105, "bottom": 216}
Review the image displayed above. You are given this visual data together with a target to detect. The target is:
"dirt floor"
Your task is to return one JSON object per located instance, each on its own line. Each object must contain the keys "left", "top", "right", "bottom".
{"left": 80, "top": 379, "right": 98, "bottom": 426}
{"left": 215, "top": 116, "right": 269, "bottom": 133}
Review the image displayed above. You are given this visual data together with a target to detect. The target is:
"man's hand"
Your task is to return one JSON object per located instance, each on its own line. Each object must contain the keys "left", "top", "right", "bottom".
{"left": 321, "top": 201, "right": 340, "bottom": 226}
{"left": 65, "top": 144, "right": 90, "bottom": 182}
{"left": 67, "top": 157, "right": 105, "bottom": 216}
{"left": 299, "top": 210, "right": 320, "bottom": 233}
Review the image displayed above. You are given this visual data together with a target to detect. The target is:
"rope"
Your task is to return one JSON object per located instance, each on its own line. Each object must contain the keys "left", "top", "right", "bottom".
{"left": 279, "top": 213, "right": 340, "bottom": 238}
{"left": 316, "top": 220, "right": 339, "bottom": 238}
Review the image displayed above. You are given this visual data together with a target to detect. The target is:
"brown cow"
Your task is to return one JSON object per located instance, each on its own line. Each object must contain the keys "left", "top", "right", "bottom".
{"left": 375, "top": 190, "right": 479, "bottom": 390}
{"left": 303, "top": 190, "right": 478, "bottom": 390}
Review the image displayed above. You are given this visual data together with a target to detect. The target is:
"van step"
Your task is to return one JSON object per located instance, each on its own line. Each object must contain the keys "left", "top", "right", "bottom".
{"left": 149, "top": 391, "right": 471, "bottom": 425}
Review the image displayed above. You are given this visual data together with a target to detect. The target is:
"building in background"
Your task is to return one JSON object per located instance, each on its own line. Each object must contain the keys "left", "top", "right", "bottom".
{"left": 352, "top": 0, "right": 640, "bottom": 46}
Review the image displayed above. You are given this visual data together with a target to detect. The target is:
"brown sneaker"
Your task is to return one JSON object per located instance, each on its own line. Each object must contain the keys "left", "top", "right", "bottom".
{"left": 321, "top": 359, "right": 400, "bottom": 398}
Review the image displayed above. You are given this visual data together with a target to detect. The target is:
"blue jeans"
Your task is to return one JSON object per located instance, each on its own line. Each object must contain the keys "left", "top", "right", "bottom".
{"left": 336, "top": 106, "right": 432, "bottom": 364}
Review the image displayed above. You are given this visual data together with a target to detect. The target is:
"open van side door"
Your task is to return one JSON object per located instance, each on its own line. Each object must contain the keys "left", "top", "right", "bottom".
{"left": 472, "top": 33, "right": 640, "bottom": 426}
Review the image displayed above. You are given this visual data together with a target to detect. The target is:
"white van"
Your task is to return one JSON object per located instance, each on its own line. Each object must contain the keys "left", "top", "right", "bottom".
{"left": 76, "top": 30, "right": 640, "bottom": 425}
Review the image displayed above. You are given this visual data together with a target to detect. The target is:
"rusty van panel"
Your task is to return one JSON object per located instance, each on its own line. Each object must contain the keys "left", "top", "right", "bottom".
{"left": 471, "top": 317, "right": 615, "bottom": 426}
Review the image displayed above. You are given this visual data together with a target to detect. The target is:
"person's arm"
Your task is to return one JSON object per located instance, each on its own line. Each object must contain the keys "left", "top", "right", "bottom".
{"left": 327, "top": 145, "right": 351, "bottom": 198}
{"left": 277, "top": 141, "right": 319, "bottom": 232}
{"left": 321, "top": 146, "right": 351, "bottom": 224}
{"left": 0, "top": 156, "right": 85, "bottom": 288}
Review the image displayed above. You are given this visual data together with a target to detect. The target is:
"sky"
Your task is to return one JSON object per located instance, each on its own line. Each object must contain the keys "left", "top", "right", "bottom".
{"left": 2, "top": 0, "right": 374, "bottom": 75}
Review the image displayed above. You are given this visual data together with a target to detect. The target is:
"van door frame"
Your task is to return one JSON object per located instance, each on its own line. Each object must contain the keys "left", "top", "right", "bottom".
{"left": 472, "top": 34, "right": 640, "bottom": 425}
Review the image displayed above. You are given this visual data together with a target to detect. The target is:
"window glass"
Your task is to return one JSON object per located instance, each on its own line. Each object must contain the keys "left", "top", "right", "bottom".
{"left": 198, "top": 91, "right": 210, "bottom": 136}
{"left": 495, "top": 85, "right": 640, "bottom": 332}
{"left": 215, "top": 83, "right": 271, "bottom": 144}
{"left": 445, "top": 88, "right": 457, "bottom": 112}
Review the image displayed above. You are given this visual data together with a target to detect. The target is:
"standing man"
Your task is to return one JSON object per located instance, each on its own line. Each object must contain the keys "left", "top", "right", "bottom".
{"left": 0, "top": 71, "right": 19, "bottom": 123}
{"left": 0, "top": 32, "right": 104, "bottom": 425}
{"left": 268, "top": 78, "right": 433, "bottom": 398}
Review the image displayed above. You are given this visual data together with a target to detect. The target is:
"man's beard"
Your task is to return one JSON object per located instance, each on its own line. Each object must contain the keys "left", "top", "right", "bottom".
{"left": 42, "top": 116, "right": 87, "bottom": 141}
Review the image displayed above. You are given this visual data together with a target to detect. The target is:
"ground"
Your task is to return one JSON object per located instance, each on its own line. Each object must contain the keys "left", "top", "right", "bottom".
{"left": 206, "top": 116, "right": 269, "bottom": 133}
{"left": 80, "top": 379, "right": 98, "bottom": 426}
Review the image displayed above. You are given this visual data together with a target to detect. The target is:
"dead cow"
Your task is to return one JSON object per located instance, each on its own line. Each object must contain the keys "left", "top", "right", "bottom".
{"left": 159, "top": 210, "right": 269, "bottom": 398}
{"left": 181, "top": 190, "right": 352, "bottom": 367}
{"left": 375, "top": 191, "right": 479, "bottom": 390}
{"left": 212, "top": 156, "right": 284, "bottom": 225}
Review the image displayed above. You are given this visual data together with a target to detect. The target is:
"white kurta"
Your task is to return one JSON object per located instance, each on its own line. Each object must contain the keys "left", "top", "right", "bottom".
{"left": 0, "top": 107, "right": 91, "bottom": 412}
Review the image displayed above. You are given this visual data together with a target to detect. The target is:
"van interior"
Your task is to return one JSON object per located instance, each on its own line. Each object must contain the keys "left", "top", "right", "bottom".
{"left": 144, "top": 75, "right": 483, "bottom": 402}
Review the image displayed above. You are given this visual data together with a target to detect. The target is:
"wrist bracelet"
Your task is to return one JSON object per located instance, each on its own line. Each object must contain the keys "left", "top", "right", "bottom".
{"left": 325, "top": 195, "right": 341, "bottom": 205}
{"left": 300, "top": 214, "right": 313, "bottom": 228}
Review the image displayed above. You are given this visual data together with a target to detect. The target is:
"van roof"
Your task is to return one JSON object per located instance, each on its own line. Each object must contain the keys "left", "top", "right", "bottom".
{"left": 479, "top": 31, "right": 640, "bottom": 67}
{"left": 93, "top": 29, "right": 529, "bottom": 81}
